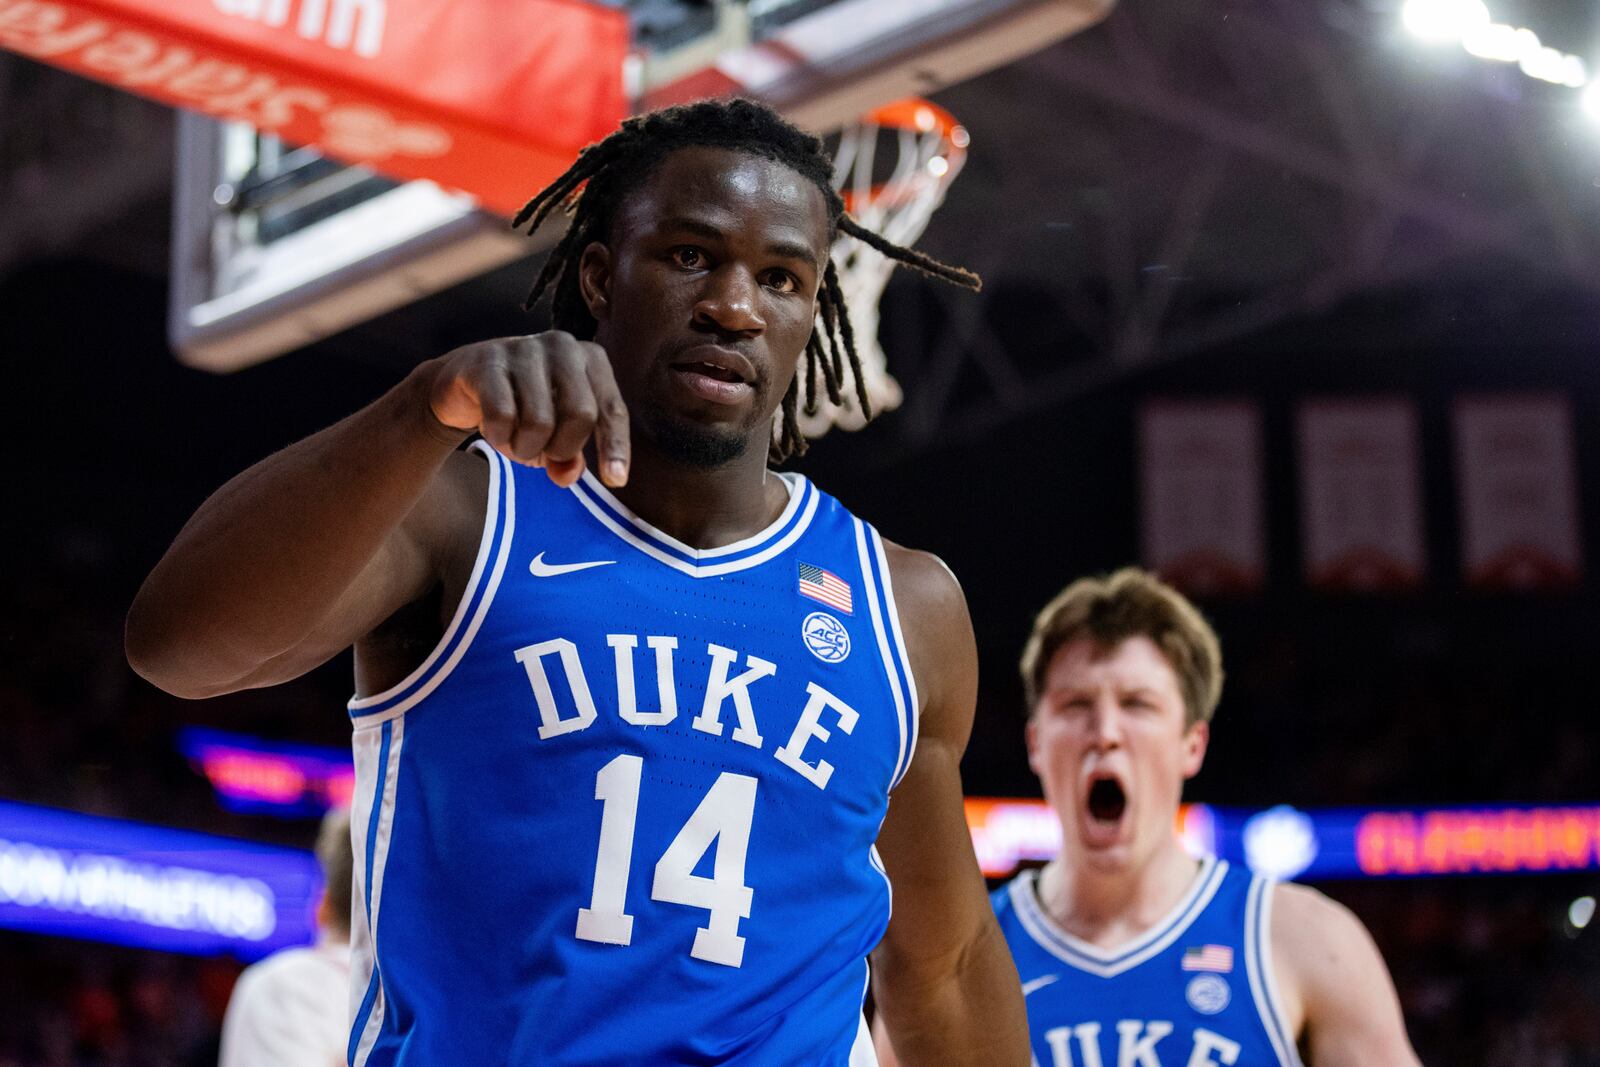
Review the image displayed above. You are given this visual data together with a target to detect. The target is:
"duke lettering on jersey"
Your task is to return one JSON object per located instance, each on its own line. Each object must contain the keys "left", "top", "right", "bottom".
{"left": 994, "top": 860, "right": 1306, "bottom": 1067}
{"left": 1039, "top": 1020, "right": 1242, "bottom": 1067}
{"left": 344, "top": 445, "right": 917, "bottom": 1066}
{"left": 513, "top": 633, "right": 860, "bottom": 790}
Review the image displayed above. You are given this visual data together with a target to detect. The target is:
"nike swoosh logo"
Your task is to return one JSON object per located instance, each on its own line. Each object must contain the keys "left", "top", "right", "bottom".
{"left": 529, "top": 552, "right": 616, "bottom": 578}
{"left": 1021, "top": 974, "right": 1060, "bottom": 997}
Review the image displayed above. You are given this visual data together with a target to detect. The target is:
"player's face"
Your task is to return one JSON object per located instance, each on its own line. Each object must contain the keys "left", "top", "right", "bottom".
{"left": 1027, "top": 636, "right": 1208, "bottom": 874}
{"left": 582, "top": 146, "right": 831, "bottom": 466}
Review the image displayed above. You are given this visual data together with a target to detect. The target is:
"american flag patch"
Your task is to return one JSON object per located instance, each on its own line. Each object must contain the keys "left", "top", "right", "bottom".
{"left": 1181, "top": 945, "right": 1234, "bottom": 973}
{"left": 798, "top": 562, "right": 853, "bottom": 614}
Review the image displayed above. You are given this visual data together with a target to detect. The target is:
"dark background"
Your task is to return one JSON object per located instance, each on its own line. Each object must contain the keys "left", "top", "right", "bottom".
{"left": 4, "top": 0, "right": 1600, "bottom": 1063}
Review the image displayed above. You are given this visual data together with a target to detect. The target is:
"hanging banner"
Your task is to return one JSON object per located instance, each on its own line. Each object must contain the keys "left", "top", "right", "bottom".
{"left": 0, "top": 0, "right": 630, "bottom": 217}
{"left": 1298, "top": 398, "right": 1426, "bottom": 591}
{"left": 1454, "top": 394, "right": 1583, "bottom": 590}
{"left": 1139, "top": 400, "right": 1265, "bottom": 594}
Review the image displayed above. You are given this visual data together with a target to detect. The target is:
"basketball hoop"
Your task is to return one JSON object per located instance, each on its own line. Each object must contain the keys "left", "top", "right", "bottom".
{"left": 795, "top": 98, "right": 968, "bottom": 439}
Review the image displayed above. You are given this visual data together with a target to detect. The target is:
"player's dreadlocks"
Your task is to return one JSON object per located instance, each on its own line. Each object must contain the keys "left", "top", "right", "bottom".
{"left": 511, "top": 97, "right": 980, "bottom": 463}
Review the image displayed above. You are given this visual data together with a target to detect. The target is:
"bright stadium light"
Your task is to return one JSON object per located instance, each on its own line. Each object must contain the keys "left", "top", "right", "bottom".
{"left": 1525, "top": 48, "right": 1587, "bottom": 89}
{"left": 1582, "top": 82, "right": 1600, "bottom": 118}
{"left": 1570, "top": 895, "right": 1596, "bottom": 931}
{"left": 1461, "top": 20, "right": 1529, "bottom": 62}
{"left": 1402, "top": 0, "right": 1490, "bottom": 44}
{"left": 1403, "top": 0, "right": 1591, "bottom": 93}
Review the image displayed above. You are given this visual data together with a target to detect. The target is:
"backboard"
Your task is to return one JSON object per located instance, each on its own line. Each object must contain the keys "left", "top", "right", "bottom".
{"left": 166, "top": 0, "right": 1114, "bottom": 372}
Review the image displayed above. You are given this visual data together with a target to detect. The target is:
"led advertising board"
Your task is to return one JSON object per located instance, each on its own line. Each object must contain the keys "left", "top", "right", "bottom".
{"left": 965, "top": 798, "right": 1600, "bottom": 881}
{"left": 179, "top": 727, "right": 354, "bottom": 817}
{"left": 0, "top": 801, "right": 320, "bottom": 960}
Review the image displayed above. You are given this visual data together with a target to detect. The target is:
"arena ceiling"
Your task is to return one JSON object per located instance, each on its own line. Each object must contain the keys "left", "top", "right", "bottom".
{"left": 6, "top": 0, "right": 1600, "bottom": 457}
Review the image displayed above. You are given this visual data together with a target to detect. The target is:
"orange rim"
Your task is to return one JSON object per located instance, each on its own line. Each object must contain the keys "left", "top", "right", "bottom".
{"left": 840, "top": 97, "right": 967, "bottom": 214}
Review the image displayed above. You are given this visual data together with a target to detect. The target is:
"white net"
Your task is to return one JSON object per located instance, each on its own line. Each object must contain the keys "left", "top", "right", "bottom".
{"left": 794, "top": 99, "right": 967, "bottom": 438}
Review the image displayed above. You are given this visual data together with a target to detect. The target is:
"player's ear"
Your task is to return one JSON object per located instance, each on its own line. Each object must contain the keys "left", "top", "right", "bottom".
{"left": 1180, "top": 719, "right": 1209, "bottom": 780}
{"left": 1025, "top": 715, "right": 1043, "bottom": 778}
{"left": 579, "top": 241, "right": 612, "bottom": 321}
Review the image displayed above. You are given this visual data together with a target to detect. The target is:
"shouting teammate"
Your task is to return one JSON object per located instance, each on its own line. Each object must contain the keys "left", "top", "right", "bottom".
{"left": 127, "top": 99, "right": 1026, "bottom": 1065}
{"left": 991, "top": 569, "right": 1419, "bottom": 1067}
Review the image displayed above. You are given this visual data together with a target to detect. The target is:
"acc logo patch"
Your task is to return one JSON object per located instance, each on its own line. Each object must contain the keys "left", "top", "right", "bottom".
{"left": 1186, "top": 973, "right": 1231, "bottom": 1015}
{"left": 802, "top": 612, "right": 850, "bottom": 663}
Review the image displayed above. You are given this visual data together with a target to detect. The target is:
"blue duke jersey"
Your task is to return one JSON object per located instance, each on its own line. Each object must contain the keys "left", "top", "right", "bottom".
{"left": 344, "top": 442, "right": 918, "bottom": 1066}
{"left": 992, "top": 859, "right": 1305, "bottom": 1067}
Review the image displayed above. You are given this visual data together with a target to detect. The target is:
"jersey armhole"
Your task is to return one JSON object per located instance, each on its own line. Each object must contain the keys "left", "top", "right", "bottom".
{"left": 1245, "top": 877, "right": 1308, "bottom": 1067}
{"left": 347, "top": 440, "right": 516, "bottom": 728}
{"left": 852, "top": 520, "right": 921, "bottom": 791}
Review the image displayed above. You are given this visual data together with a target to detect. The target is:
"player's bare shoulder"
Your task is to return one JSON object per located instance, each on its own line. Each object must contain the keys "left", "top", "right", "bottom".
{"left": 1266, "top": 881, "right": 1346, "bottom": 1034}
{"left": 391, "top": 444, "right": 495, "bottom": 595}
{"left": 1269, "top": 880, "right": 1421, "bottom": 1065}
{"left": 879, "top": 540, "right": 971, "bottom": 640}
{"left": 1270, "top": 880, "right": 1373, "bottom": 983}
{"left": 880, "top": 540, "right": 966, "bottom": 611}
{"left": 879, "top": 540, "right": 976, "bottom": 728}
{"left": 433, "top": 446, "right": 492, "bottom": 559}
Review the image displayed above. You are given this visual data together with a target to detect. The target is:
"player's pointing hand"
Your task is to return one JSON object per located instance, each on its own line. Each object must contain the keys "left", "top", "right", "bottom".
{"left": 426, "top": 332, "right": 630, "bottom": 488}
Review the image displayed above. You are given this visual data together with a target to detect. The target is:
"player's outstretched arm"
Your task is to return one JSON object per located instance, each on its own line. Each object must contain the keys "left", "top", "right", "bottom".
{"left": 126, "top": 333, "right": 629, "bottom": 698}
{"left": 869, "top": 546, "right": 1029, "bottom": 1066}
{"left": 1272, "top": 882, "right": 1422, "bottom": 1067}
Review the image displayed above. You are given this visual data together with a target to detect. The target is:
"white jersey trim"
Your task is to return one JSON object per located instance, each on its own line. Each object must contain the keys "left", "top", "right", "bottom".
{"left": 1009, "top": 858, "right": 1227, "bottom": 978}
{"left": 570, "top": 470, "right": 820, "bottom": 577}
{"left": 853, "top": 520, "right": 911, "bottom": 795}
{"left": 348, "top": 443, "right": 516, "bottom": 725}
{"left": 1245, "top": 876, "right": 1306, "bottom": 1067}
{"left": 869, "top": 842, "right": 892, "bottom": 925}
{"left": 349, "top": 715, "right": 406, "bottom": 1067}
{"left": 848, "top": 1006, "right": 879, "bottom": 1067}
{"left": 869, "top": 528, "right": 920, "bottom": 789}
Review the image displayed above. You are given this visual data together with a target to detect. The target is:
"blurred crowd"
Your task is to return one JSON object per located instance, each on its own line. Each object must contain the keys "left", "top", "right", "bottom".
{"left": 1361, "top": 880, "right": 1600, "bottom": 1067}
{"left": 0, "top": 934, "right": 236, "bottom": 1067}
{"left": 1, "top": 538, "right": 1598, "bottom": 1065}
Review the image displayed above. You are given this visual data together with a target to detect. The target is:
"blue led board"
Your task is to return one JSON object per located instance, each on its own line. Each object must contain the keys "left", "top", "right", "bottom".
{"left": 1212, "top": 802, "right": 1600, "bottom": 880}
{"left": 967, "top": 799, "right": 1600, "bottom": 881}
{"left": 0, "top": 801, "right": 320, "bottom": 960}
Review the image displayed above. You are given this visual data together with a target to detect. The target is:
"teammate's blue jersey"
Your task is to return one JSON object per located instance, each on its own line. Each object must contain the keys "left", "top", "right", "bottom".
{"left": 992, "top": 858, "right": 1305, "bottom": 1067}
{"left": 345, "top": 442, "right": 915, "bottom": 1066}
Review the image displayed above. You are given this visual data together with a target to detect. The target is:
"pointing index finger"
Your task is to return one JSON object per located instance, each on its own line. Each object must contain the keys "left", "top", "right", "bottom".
{"left": 584, "top": 343, "right": 630, "bottom": 487}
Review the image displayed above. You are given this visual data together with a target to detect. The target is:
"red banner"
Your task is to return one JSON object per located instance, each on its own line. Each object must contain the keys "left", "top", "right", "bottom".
{"left": 1298, "top": 398, "right": 1426, "bottom": 591}
{"left": 0, "top": 0, "right": 629, "bottom": 217}
{"left": 1139, "top": 400, "right": 1266, "bottom": 595}
{"left": 1454, "top": 394, "right": 1583, "bottom": 590}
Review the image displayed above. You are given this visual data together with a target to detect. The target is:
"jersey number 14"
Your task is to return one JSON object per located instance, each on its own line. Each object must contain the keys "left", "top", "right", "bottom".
{"left": 574, "top": 754, "right": 757, "bottom": 968}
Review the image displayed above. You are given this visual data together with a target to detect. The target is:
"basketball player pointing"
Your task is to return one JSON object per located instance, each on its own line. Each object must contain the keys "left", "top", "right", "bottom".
{"left": 127, "top": 101, "right": 1027, "bottom": 1065}
{"left": 993, "top": 570, "right": 1419, "bottom": 1067}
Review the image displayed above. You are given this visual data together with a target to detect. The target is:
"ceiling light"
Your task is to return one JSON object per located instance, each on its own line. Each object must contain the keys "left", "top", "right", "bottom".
{"left": 1401, "top": 0, "right": 1490, "bottom": 45}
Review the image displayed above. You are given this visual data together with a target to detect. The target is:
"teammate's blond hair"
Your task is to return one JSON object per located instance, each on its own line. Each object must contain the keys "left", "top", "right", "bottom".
{"left": 315, "top": 807, "right": 354, "bottom": 938}
{"left": 1020, "top": 567, "right": 1223, "bottom": 727}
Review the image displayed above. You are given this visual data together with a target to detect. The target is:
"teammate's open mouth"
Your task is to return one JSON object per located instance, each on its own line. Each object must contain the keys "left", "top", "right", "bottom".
{"left": 1086, "top": 777, "right": 1127, "bottom": 824}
